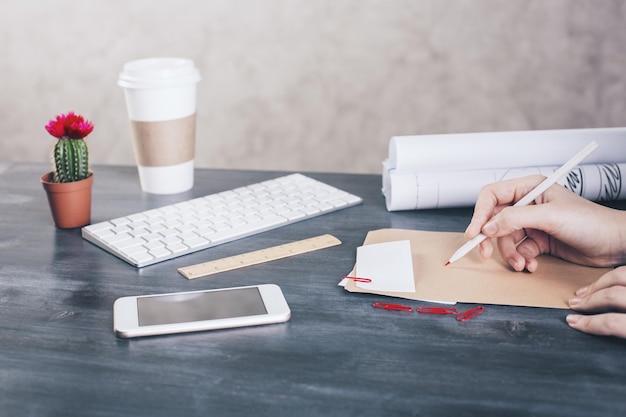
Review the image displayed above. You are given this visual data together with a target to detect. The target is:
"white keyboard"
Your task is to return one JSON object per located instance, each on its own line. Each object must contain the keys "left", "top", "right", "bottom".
{"left": 82, "top": 173, "right": 362, "bottom": 267}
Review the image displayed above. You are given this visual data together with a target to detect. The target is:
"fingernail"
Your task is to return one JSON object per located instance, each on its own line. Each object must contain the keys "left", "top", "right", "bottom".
{"left": 566, "top": 314, "right": 581, "bottom": 325}
{"left": 569, "top": 297, "right": 582, "bottom": 307}
{"left": 576, "top": 286, "right": 589, "bottom": 297}
{"left": 483, "top": 220, "right": 497, "bottom": 235}
{"left": 508, "top": 257, "right": 524, "bottom": 272}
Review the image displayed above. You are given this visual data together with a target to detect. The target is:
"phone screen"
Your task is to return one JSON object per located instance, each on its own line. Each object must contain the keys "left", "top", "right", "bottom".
{"left": 137, "top": 287, "right": 267, "bottom": 326}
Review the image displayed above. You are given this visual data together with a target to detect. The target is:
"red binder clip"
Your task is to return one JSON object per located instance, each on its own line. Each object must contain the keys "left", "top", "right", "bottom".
{"left": 456, "top": 306, "right": 485, "bottom": 322}
{"left": 342, "top": 276, "right": 372, "bottom": 283}
{"left": 372, "top": 302, "right": 414, "bottom": 312}
{"left": 416, "top": 306, "right": 459, "bottom": 315}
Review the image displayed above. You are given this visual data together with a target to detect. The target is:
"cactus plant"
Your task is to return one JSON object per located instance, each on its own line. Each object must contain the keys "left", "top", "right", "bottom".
{"left": 45, "top": 112, "right": 94, "bottom": 183}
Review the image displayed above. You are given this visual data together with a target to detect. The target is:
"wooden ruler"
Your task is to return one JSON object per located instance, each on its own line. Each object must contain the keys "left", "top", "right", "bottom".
{"left": 178, "top": 234, "right": 342, "bottom": 280}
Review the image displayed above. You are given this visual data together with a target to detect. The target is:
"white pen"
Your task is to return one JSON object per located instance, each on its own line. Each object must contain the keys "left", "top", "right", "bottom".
{"left": 445, "top": 140, "right": 599, "bottom": 266}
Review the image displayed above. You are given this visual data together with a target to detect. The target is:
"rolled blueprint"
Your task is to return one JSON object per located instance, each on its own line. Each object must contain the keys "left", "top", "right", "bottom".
{"left": 389, "top": 127, "right": 626, "bottom": 172}
{"left": 383, "top": 161, "right": 626, "bottom": 211}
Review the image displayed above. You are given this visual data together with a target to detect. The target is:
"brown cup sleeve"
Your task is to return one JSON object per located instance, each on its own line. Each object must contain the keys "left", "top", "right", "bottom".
{"left": 131, "top": 114, "right": 196, "bottom": 167}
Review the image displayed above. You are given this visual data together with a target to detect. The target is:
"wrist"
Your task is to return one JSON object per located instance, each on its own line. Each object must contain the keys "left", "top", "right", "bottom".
{"left": 614, "top": 209, "right": 626, "bottom": 266}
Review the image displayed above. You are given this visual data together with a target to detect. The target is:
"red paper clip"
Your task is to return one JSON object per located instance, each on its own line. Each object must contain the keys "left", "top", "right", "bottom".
{"left": 456, "top": 306, "right": 485, "bottom": 322}
{"left": 342, "top": 276, "right": 372, "bottom": 283}
{"left": 372, "top": 302, "right": 414, "bottom": 312}
{"left": 416, "top": 306, "right": 459, "bottom": 315}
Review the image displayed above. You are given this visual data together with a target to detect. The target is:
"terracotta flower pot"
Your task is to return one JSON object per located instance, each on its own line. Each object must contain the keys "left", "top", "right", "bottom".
{"left": 41, "top": 172, "right": 94, "bottom": 229}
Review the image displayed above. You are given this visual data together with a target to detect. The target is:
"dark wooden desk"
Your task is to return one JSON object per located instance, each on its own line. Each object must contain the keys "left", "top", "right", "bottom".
{"left": 1, "top": 163, "right": 625, "bottom": 417}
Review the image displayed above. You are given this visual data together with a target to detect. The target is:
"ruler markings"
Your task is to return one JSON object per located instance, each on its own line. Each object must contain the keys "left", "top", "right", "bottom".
{"left": 178, "top": 234, "right": 342, "bottom": 280}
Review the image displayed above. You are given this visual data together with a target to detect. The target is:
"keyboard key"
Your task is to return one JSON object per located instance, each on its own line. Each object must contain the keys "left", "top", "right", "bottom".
{"left": 114, "top": 237, "right": 147, "bottom": 250}
{"left": 106, "top": 232, "right": 133, "bottom": 244}
{"left": 149, "top": 247, "right": 171, "bottom": 258}
{"left": 129, "top": 251, "right": 154, "bottom": 265}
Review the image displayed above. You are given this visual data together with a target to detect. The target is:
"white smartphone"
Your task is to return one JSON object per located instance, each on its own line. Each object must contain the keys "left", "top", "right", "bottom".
{"left": 113, "top": 284, "right": 291, "bottom": 338}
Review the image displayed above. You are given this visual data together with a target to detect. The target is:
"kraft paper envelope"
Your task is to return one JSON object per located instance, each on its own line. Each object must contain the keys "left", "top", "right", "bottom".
{"left": 344, "top": 229, "right": 611, "bottom": 309}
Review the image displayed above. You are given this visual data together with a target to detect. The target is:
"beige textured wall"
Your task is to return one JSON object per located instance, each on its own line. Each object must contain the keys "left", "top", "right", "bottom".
{"left": 2, "top": 0, "right": 626, "bottom": 174}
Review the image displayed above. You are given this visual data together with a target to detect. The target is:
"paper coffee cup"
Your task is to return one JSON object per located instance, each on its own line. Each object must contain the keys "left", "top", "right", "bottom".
{"left": 119, "top": 58, "right": 201, "bottom": 194}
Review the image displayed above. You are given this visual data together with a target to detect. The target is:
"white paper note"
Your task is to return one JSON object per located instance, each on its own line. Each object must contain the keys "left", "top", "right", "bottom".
{"left": 354, "top": 240, "right": 415, "bottom": 293}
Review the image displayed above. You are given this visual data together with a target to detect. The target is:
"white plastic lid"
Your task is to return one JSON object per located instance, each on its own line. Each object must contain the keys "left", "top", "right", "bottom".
{"left": 118, "top": 58, "right": 201, "bottom": 89}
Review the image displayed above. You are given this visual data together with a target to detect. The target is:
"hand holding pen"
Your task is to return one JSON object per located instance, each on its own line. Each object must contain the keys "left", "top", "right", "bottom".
{"left": 458, "top": 140, "right": 626, "bottom": 271}
{"left": 447, "top": 141, "right": 601, "bottom": 268}
{"left": 455, "top": 140, "right": 626, "bottom": 338}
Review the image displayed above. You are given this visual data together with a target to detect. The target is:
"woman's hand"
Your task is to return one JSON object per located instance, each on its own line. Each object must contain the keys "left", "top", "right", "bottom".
{"left": 567, "top": 266, "right": 626, "bottom": 338}
{"left": 465, "top": 175, "right": 626, "bottom": 272}
{"left": 464, "top": 175, "right": 626, "bottom": 338}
